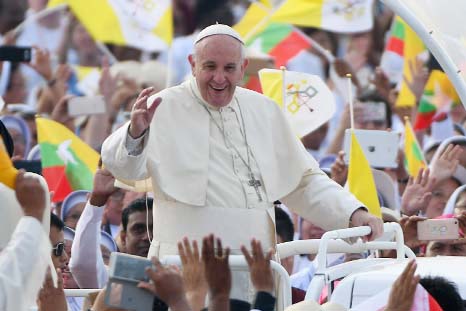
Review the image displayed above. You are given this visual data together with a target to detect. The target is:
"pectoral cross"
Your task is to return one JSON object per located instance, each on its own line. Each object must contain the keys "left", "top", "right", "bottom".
{"left": 248, "top": 173, "right": 263, "bottom": 202}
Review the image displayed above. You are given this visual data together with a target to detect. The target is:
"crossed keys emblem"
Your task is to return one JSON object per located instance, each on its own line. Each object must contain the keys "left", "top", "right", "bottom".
{"left": 332, "top": 0, "right": 366, "bottom": 21}
{"left": 286, "top": 81, "right": 318, "bottom": 114}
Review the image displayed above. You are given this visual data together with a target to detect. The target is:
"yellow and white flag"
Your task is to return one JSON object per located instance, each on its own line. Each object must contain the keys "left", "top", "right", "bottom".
{"left": 259, "top": 68, "right": 335, "bottom": 137}
{"left": 347, "top": 131, "right": 382, "bottom": 218}
{"left": 54, "top": 0, "right": 173, "bottom": 51}
{"left": 271, "top": 0, "right": 373, "bottom": 33}
{"left": 233, "top": 2, "right": 270, "bottom": 39}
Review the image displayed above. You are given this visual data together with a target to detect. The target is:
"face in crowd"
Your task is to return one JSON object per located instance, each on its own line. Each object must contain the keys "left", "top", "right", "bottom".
{"left": 120, "top": 210, "right": 153, "bottom": 257}
{"left": 189, "top": 34, "right": 248, "bottom": 108}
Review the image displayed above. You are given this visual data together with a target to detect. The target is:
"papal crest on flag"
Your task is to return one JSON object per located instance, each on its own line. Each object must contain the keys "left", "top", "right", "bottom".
{"left": 259, "top": 69, "right": 335, "bottom": 137}
{"left": 271, "top": 0, "right": 374, "bottom": 33}
{"left": 55, "top": 0, "right": 173, "bottom": 52}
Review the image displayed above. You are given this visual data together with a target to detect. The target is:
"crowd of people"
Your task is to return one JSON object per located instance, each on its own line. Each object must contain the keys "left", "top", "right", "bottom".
{"left": 2, "top": 0, "right": 466, "bottom": 310}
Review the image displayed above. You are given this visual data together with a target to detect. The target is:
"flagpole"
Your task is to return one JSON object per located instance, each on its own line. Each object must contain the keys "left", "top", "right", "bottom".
{"left": 96, "top": 42, "right": 118, "bottom": 65}
{"left": 346, "top": 73, "right": 355, "bottom": 130}
{"left": 280, "top": 66, "right": 287, "bottom": 113}
{"left": 165, "top": 46, "right": 173, "bottom": 88}
{"left": 293, "top": 27, "right": 335, "bottom": 63}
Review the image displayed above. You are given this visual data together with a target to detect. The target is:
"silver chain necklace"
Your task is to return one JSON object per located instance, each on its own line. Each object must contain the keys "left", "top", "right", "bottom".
{"left": 191, "top": 86, "right": 263, "bottom": 201}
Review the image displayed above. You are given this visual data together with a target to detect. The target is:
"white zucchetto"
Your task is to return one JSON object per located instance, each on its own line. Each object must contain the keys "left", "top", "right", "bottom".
{"left": 195, "top": 23, "right": 244, "bottom": 44}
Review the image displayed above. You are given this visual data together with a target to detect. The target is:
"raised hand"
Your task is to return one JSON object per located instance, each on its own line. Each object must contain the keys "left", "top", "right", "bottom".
{"left": 403, "top": 58, "right": 429, "bottom": 103}
{"left": 385, "top": 259, "right": 420, "bottom": 311}
{"left": 202, "top": 234, "right": 231, "bottom": 306}
{"left": 400, "top": 215, "right": 427, "bottom": 249}
{"left": 28, "top": 46, "right": 53, "bottom": 81}
{"left": 330, "top": 151, "right": 348, "bottom": 186}
{"left": 89, "top": 167, "right": 118, "bottom": 207}
{"left": 37, "top": 268, "right": 68, "bottom": 311}
{"left": 430, "top": 144, "right": 463, "bottom": 184}
{"left": 401, "top": 168, "right": 435, "bottom": 216}
{"left": 178, "top": 237, "right": 208, "bottom": 311}
{"left": 138, "top": 257, "right": 191, "bottom": 311}
{"left": 129, "top": 87, "right": 161, "bottom": 138}
{"left": 15, "top": 170, "right": 47, "bottom": 221}
{"left": 241, "top": 239, "right": 274, "bottom": 294}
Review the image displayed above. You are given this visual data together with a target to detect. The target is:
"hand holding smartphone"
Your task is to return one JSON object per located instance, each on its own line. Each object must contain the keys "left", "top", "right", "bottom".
{"left": 417, "top": 218, "right": 460, "bottom": 241}
{"left": 0, "top": 46, "right": 32, "bottom": 62}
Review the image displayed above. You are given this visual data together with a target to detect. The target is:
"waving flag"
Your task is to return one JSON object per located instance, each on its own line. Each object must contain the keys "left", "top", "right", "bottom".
{"left": 36, "top": 118, "right": 99, "bottom": 202}
{"left": 271, "top": 0, "right": 373, "bottom": 33}
{"left": 384, "top": 16, "right": 426, "bottom": 107}
{"left": 404, "top": 118, "right": 426, "bottom": 177}
{"left": 259, "top": 69, "right": 335, "bottom": 137}
{"left": 233, "top": 2, "right": 269, "bottom": 39}
{"left": 246, "top": 23, "right": 312, "bottom": 68}
{"left": 51, "top": 0, "right": 172, "bottom": 51}
{"left": 414, "top": 70, "right": 460, "bottom": 130}
{"left": 347, "top": 131, "right": 381, "bottom": 218}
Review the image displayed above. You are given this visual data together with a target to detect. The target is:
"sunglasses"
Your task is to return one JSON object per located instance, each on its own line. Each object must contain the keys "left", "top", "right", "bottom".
{"left": 52, "top": 242, "right": 65, "bottom": 257}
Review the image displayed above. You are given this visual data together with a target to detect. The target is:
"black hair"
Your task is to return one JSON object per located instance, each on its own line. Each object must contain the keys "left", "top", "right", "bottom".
{"left": 195, "top": 0, "right": 234, "bottom": 29}
{"left": 275, "top": 206, "right": 294, "bottom": 243}
{"left": 121, "top": 197, "right": 153, "bottom": 232}
{"left": 358, "top": 88, "right": 393, "bottom": 129}
{"left": 420, "top": 276, "right": 464, "bottom": 311}
{"left": 50, "top": 212, "right": 65, "bottom": 231}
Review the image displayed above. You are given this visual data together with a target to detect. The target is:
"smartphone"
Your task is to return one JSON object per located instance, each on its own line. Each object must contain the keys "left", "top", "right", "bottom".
{"left": 0, "top": 46, "right": 32, "bottom": 62}
{"left": 343, "top": 129, "right": 400, "bottom": 168}
{"left": 105, "top": 253, "right": 155, "bottom": 311}
{"left": 67, "top": 96, "right": 106, "bottom": 116}
{"left": 13, "top": 160, "right": 42, "bottom": 175}
{"left": 417, "top": 218, "right": 459, "bottom": 241}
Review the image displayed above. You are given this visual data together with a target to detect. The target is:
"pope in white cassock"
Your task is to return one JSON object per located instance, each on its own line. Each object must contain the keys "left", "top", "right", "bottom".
{"left": 101, "top": 24, "right": 382, "bottom": 296}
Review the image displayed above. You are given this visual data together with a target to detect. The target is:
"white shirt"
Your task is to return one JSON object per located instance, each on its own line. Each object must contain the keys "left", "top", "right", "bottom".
{"left": 70, "top": 202, "right": 108, "bottom": 289}
{"left": 0, "top": 217, "right": 50, "bottom": 311}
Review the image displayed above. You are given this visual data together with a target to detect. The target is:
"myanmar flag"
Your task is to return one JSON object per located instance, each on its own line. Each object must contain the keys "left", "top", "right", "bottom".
{"left": 347, "top": 130, "right": 381, "bottom": 218}
{"left": 414, "top": 70, "right": 460, "bottom": 130}
{"left": 246, "top": 23, "right": 311, "bottom": 68}
{"left": 385, "top": 16, "right": 405, "bottom": 57}
{"left": 385, "top": 16, "right": 426, "bottom": 108}
{"left": 36, "top": 118, "right": 99, "bottom": 202}
{"left": 404, "top": 118, "right": 426, "bottom": 177}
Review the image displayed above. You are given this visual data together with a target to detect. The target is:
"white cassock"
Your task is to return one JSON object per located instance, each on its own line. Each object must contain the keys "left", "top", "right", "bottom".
{"left": 0, "top": 184, "right": 51, "bottom": 311}
{"left": 101, "top": 77, "right": 363, "bottom": 298}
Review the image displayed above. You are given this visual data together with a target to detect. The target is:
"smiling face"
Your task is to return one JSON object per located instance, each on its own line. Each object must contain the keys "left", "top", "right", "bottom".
{"left": 188, "top": 34, "right": 248, "bottom": 108}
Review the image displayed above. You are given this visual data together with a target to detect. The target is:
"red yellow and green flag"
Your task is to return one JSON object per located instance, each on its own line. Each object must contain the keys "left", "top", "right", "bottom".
{"left": 385, "top": 16, "right": 405, "bottom": 57}
{"left": 347, "top": 131, "right": 381, "bottom": 218}
{"left": 36, "top": 117, "right": 99, "bottom": 202}
{"left": 384, "top": 16, "right": 426, "bottom": 107}
{"left": 414, "top": 70, "right": 460, "bottom": 130}
{"left": 404, "top": 118, "right": 426, "bottom": 177}
{"left": 246, "top": 23, "right": 312, "bottom": 68}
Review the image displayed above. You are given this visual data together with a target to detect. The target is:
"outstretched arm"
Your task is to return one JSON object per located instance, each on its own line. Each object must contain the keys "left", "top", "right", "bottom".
{"left": 281, "top": 169, "right": 383, "bottom": 240}
{"left": 101, "top": 88, "right": 162, "bottom": 181}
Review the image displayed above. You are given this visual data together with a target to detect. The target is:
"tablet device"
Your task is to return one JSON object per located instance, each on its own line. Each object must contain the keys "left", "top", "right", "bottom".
{"left": 343, "top": 129, "right": 399, "bottom": 168}
{"left": 68, "top": 96, "right": 106, "bottom": 117}
{"left": 105, "top": 252, "right": 154, "bottom": 311}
